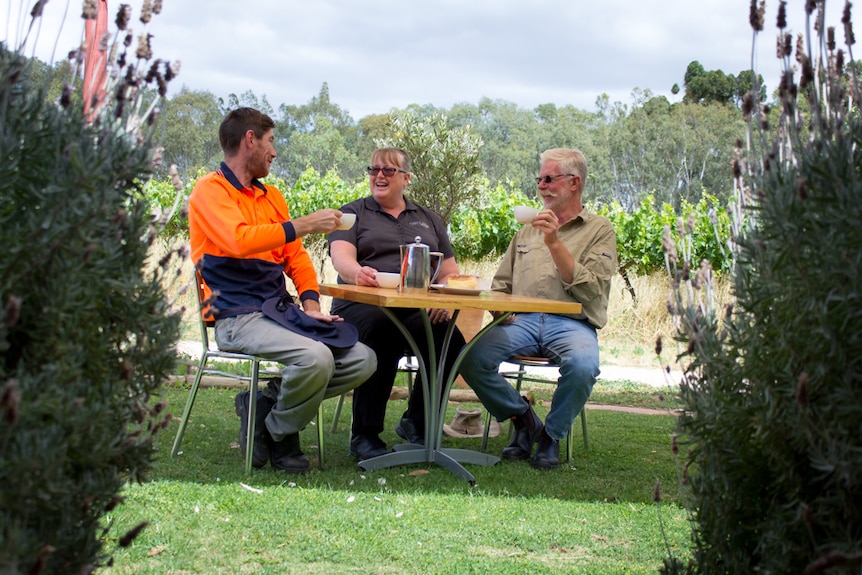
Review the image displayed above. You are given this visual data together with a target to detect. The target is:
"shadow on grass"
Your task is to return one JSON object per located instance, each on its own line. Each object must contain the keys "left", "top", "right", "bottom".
{"left": 158, "top": 382, "right": 680, "bottom": 505}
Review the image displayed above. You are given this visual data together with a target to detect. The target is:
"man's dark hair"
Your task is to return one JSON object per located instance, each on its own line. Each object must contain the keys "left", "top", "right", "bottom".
{"left": 219, "top": 107, "right": 275, "bottom": 155}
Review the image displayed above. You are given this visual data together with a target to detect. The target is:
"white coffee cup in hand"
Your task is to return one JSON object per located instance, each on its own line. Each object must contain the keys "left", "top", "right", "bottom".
{"left": 513, "top": 206, "right": 539, "bottom": 224}
{"left": 336, "top": 213, "right": 356, "bottom": 230}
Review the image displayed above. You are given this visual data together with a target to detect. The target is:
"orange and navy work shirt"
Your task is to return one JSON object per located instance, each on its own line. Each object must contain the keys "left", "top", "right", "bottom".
{"left": 188, "top": 163, "right": 319, "bottom": 319}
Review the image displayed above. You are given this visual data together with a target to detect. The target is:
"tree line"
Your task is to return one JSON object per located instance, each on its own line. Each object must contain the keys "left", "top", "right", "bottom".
{"left": 32, "top": 55, "right": 792, "bottom": 215}
{"left": 148, "top": 59, "right": 770, "bottom": 213}
{"left": 160, "top": 83, "right": 745, "bottom": 213}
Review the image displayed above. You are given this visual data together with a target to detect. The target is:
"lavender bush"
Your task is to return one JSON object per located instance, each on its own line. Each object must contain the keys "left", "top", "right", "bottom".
{"left": 0, "top": 2, "right": 183, "bottom": 572}
{"left": 660, "top": 1, "right": 862, "bottom": 573}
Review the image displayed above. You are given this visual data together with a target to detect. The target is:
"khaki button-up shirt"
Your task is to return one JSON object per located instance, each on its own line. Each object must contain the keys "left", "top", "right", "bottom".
{"left": 491, "top": 209, "right": 617, "bottom": 328}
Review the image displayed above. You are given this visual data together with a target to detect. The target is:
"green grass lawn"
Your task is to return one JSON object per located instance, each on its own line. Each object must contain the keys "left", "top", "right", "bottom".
{"left": 102, "top": 381, "right": 690, "bottom": 574}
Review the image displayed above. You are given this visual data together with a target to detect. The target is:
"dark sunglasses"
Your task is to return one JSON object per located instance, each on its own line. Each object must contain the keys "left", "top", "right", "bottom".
{"left": 366, "top": 166, "right": 408, "bottom": 177}
{"left": 535, "top": 173, "right": 575, "bottom": 185}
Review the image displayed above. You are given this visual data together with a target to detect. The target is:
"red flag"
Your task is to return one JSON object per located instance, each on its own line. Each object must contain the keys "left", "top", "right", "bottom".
{"left": 83, "top": 0, "right": 108, "bottom": 118}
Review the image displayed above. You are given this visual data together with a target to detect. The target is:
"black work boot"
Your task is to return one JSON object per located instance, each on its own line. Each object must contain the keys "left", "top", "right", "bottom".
{"left": 501, "top": 399, "right": 544, "bottom": 461}
{"left": 235, "top": 390, "right": 275, "bottom": 468}
{"left": 531, "top": 428, "right": 560, "bottom": 470}
{"left": 270, "top": 432, "right": 310, "bottom": 474}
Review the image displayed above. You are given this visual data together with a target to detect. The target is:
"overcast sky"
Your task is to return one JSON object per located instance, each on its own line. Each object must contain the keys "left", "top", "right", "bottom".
{"left": 4, "top": 0, "right": 850, "bottom": 119}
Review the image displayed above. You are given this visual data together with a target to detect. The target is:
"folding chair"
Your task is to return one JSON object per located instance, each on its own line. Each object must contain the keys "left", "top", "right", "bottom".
{"left": 480, "top": 355, "right": 589, "bottom": 462}
{"left": 170, "top": 271, "right": 331, "bottom": 473}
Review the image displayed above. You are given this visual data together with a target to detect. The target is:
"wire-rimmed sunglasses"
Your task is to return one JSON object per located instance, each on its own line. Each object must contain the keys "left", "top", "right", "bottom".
{"left": 535, "top": 173, "right": 575, "bottom": 185}
{"left": 366, "top": 166, "right": 408, "bottom": 177}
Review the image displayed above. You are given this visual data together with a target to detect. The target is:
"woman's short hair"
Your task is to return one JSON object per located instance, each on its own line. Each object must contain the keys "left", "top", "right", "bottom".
{"left": 371, "top": 148, "right": 411, "bottom": 173}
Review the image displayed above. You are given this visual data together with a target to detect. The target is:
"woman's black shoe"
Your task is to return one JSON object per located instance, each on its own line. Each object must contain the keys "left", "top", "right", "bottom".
{"left": 395, "top": 417, "right": 424, "bottom": 446}
{"left": 349, "top": 434, "right": 390, "bottom": 461}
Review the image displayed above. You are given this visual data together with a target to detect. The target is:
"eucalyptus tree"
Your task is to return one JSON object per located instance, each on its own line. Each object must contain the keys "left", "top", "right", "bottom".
{"left": 274, "top": 82, "right": 360, "bottom": 184}
{"left": 598, "top": 90, "right": 744, "bottom": 211}
{"left": 682, "top": 60, "right": 766, "bottom": 107}
{"left": 225, "top": 90, "right": 274, "bottom": 117}
{"left": 159, "top": 88, "right": 225, "bottom": 180}
{"left": 596, "top": 90, "right": 662, "bottom": 210}
{"left": 355, "top": 113, "right": 391, "bottom": 171}
{"left": 683, "top": 60, "right": 736, "bottom": 105}
{"left": 670, "top": 102, "right": 744, "bottom": 206}
{"left": 448, "top": 97, "right": 542, "bottom": 196}
{"left": 533, "top": 102, "right": 613, "bottom": 206}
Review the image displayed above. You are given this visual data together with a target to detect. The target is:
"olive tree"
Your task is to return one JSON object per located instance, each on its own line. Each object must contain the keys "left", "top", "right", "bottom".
{"left": 379, "top": 111, "right": 484, "bottom": 225}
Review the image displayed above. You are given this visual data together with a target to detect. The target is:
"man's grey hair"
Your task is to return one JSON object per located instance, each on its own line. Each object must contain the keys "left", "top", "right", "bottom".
{"left": 540, "top": 148, "right": 587, "bottom": 191}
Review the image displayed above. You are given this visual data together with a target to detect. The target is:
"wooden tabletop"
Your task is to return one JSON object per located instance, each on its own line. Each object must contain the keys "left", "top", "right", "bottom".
{"left": 320, "top": 284, "right": 582, "bottom": 315}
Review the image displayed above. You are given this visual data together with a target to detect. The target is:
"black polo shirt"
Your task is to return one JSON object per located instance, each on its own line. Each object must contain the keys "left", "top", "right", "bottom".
{"left": 328, "top": 195, "right": 455, "bottom": 280}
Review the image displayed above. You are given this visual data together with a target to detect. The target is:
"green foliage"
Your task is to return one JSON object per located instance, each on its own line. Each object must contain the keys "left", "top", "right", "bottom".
{"left": 281, "top": 167, "right": 367, "bottom": 255}
{"left": 155, "top": 80, "right": 756, "bottom": 224}
{"left": 277, "top": 170, "right": 534, "bottom": 262}
{"left": 156, "top": 88, "right": 226, "bottom": 181}
{"left": 449, "top": 98, "right": 548, "bottom": 198}
{"left": 596, "top": 93, "right": 744, "bottom": 211}
{"left": 148, "top": 165, "right": 732, "bottom": 274}
{"left": 144, "top": 176, "right": 197, "bottom": 239}
{"left": 683, "top": 61, "right": 735, "bottom": 105}
{"left": 273, "top": 82, "right": 360, "bottom": 185}
{"left": 664, "top": 5, "right": 862, "bottom": 573}
{"left": 379, "top": 111, "right": 484, "bottom": 225}
{"left": 0, "top": 19, "right": 181, "bottom": 575}
{"left": 598, "top": 195, "right": 730, "bottom": 279}
{"left": 682, "top": 60, "right": 765, "bottom": 107}
{"left": 448, "top": 180, "right": 537, "bottom": 260}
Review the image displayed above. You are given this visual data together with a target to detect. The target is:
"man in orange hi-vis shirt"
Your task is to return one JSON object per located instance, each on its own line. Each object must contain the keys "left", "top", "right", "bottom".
{"left": 188, "top": 107, "right": 376, "bottom": 474}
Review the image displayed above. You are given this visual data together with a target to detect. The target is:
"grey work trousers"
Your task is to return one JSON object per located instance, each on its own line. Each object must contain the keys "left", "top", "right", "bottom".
{"left": 215, "top": 311, "right": 377, "bottom": 441}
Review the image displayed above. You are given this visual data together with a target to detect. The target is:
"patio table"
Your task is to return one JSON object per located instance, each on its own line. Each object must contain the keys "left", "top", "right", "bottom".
{"left": 320, "top": 283, "right": 582, "bottom": 484}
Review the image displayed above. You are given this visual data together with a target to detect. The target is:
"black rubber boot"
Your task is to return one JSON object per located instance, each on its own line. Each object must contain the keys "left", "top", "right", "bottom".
{"left": 501, "top": 398, "right": 544, "bottom": 461}
{"left": 270, "top": 432, "right": 310, "bottom": 474}
{"left": 531, "top": 428, "right": 560, "bottom": 470}
{"left": 235, "top": 390, "right": 275, "bottom": 468}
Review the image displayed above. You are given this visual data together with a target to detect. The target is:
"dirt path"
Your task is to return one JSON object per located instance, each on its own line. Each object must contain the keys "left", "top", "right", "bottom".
{"left": 587, "top": 403, "right": 680, "bottom": 416}
{"left": 177, "top": 341, "right": 682, "bottom": 417}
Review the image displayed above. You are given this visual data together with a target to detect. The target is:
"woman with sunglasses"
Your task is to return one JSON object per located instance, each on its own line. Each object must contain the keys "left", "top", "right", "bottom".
{"left": 328, "top": 147, "right": 465, "bottom": 462}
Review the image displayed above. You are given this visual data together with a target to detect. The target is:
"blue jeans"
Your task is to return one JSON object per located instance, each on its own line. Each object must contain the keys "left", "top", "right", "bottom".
{"left": 459, "top": 313, "right": 599, "bottom": 441}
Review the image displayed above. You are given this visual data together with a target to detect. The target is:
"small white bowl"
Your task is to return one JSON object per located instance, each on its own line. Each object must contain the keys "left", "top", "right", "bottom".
{"left": 337, "top": 213, "right": 356, "bottom": 230}
{"left": 513, "top": 205, "right": 539, "bottom": 224}
{"left": 375, "top": 272, "right": 401, "bottom": 289}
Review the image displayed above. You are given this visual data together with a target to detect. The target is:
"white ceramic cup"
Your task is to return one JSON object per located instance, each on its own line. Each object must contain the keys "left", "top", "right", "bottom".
{"left": 375, "top": 272, "right": 401, "bottom": 289}
{"left": 513, "top": 205, "right": 539, "bottom": 224}
{"left": 337, "top": 213, "right": 356, "bottom": 230}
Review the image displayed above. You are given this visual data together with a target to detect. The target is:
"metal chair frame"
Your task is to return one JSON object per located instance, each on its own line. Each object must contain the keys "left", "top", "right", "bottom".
{"left": 170, "top": 272, "right": 329, "bottom": 474}
{"left": 481, "top": 355, "right": 589, "bottom": 462}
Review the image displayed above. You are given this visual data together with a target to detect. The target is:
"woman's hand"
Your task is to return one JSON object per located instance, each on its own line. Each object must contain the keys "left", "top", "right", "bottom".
{"left": 427, "top": 308, "right": 451, "bottom": 324}
{"left": 354, "top": 266, "right": 379, "bottom": 286}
